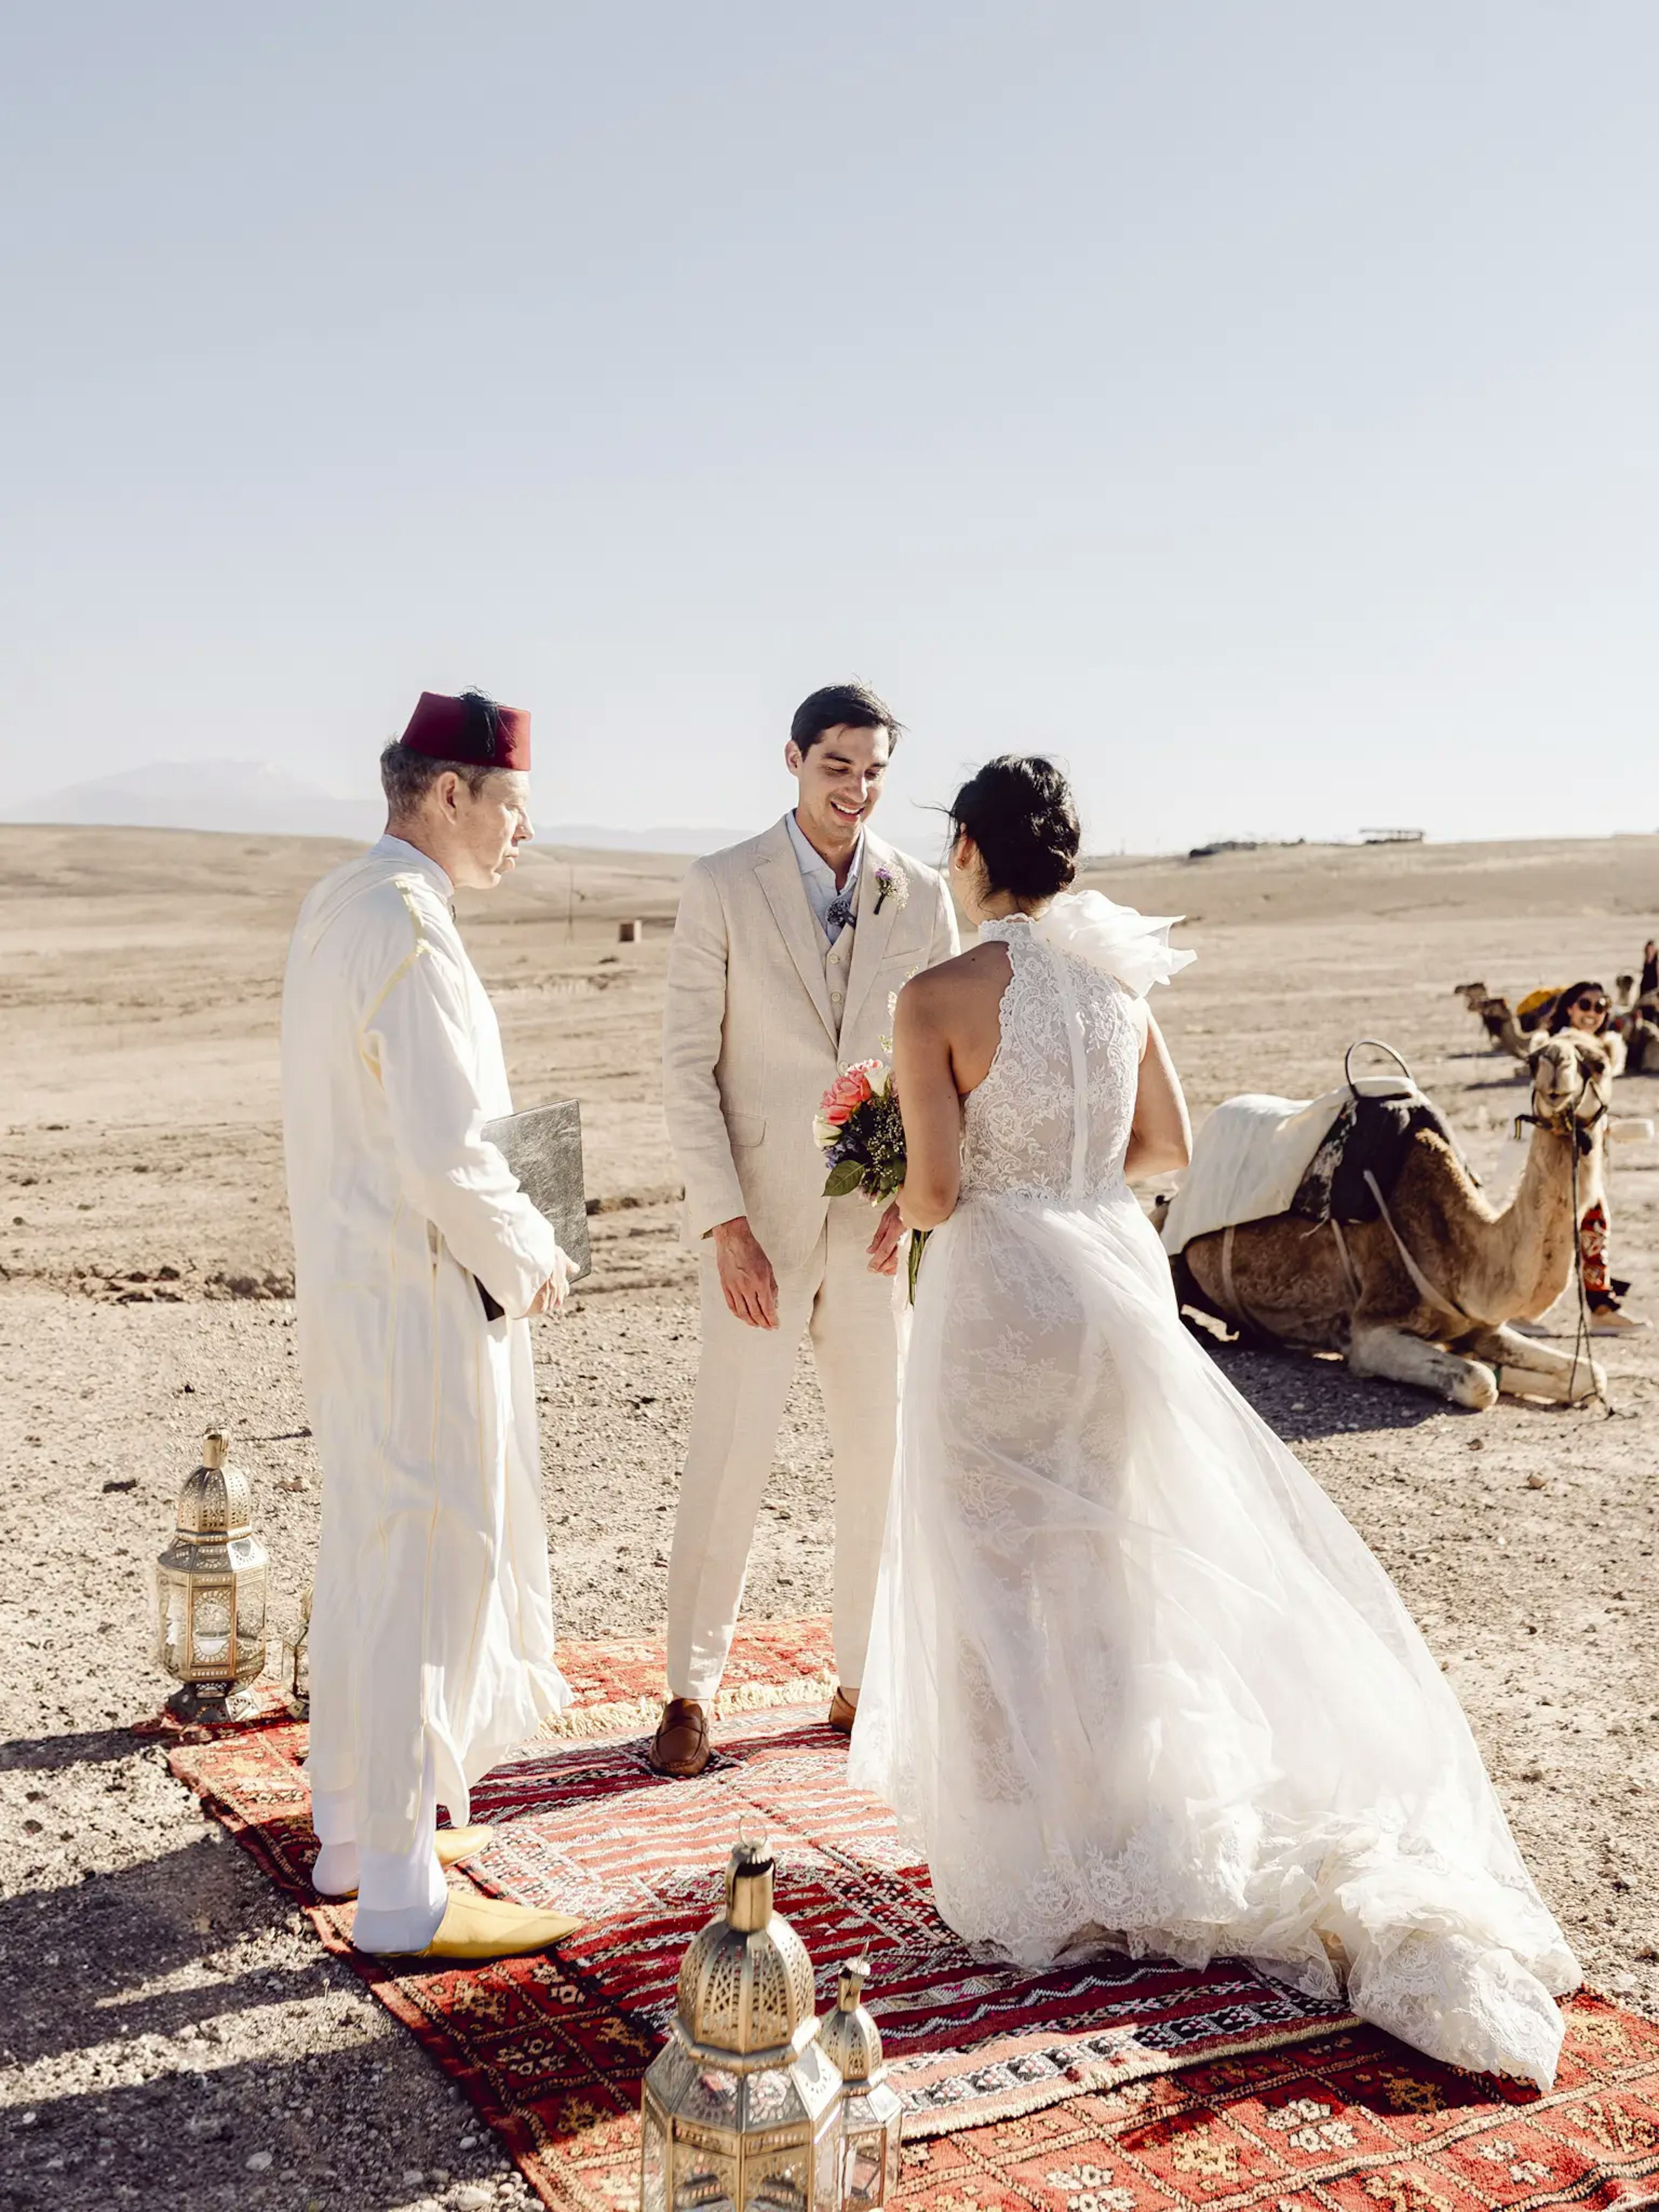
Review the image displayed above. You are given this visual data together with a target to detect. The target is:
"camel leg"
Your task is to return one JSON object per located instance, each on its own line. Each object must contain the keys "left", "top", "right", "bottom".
{"left": 1347, "top": 1321, "right": 1498, "bottom": 1410}
{"left": 1465, "top": 1324, "right": 1607, "bottom": 1405}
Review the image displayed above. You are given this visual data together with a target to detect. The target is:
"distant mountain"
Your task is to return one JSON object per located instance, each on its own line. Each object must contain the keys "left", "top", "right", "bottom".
{"left": 1, "top": 761, "right": 743, "bottom": 855}
{"left": 541, "top": 823, "right": 747, "bottom": 855}
{"left": 5, "top": 761, "right": 383, "bottom": 842}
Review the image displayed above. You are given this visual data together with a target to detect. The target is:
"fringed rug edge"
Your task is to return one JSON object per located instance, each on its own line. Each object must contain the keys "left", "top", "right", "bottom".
{"left": 538, "top": 1669, "right": 836, "bottom": 1739}
{"left": 897, "top": 2005, "right": 1363, "bottom": 2139}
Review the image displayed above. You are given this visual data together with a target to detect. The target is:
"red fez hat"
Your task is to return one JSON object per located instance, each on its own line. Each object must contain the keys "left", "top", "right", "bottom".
{"left": 400, "top": 690, "right": 531, "bottom": 773}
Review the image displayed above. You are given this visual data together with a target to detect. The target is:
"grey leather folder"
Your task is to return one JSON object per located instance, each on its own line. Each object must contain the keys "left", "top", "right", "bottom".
{"left": 476, "top": 1100, "right": 592, "bottom": 1318}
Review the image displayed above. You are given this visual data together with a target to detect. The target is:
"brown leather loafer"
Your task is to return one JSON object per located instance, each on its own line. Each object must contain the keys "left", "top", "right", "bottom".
{"left": 649, "top": 1697, "right": 710, "bottom": 1777}
{"left": 828, "top": 1686, "right": 859, "bottom": 1735}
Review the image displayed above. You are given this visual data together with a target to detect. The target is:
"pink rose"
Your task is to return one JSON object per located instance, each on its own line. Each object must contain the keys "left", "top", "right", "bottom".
{"left": 820, "top": 1065, "right": 876, "bottom": 1122}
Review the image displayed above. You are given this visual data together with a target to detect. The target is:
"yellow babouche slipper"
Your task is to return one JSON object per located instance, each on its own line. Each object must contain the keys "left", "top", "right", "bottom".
{"left": 390, "top": 1892, "right": 582, "bottom": 1961}
{"left": 314, "top": 1824, "right": 495, "bottom": 1903}
{"left": 435, "top": 1824, "right": 495, "bottom": 1870}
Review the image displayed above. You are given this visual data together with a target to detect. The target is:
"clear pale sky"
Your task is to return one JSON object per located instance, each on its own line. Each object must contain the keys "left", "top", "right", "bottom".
{"left": 2, "top": 3, "right": 1654, "bottom": 856}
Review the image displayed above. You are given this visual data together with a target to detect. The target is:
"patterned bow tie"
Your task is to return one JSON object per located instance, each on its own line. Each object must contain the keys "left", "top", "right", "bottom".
{"left": 826, "top": 890, "right": 858, "bottom": 938}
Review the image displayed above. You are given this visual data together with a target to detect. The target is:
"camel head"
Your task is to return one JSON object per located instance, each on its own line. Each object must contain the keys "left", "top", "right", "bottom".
{"left": 1524, "top": 1030, "right": 1613, "bottom": 1147}
{"left": 1455, "top": 980, "right": 1489, "bottom": 1008}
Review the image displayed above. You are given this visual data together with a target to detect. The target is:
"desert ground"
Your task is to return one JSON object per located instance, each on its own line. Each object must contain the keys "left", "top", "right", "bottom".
{"left": 3, "top": 821, "right": 1658, "bottom": 2212}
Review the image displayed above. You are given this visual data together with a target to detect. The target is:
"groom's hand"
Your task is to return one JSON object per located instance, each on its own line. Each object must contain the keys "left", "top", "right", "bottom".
{"left": 712, "top": 1217, "right": 779, "bottom": 1328}
{"left": 867, "top": 1201, "right": 904, "bottom": 1277}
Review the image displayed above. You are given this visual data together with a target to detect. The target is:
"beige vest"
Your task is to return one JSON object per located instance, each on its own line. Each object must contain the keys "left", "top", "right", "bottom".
{"left": 824, "top": 919, "right": 855, "bottom": 1047}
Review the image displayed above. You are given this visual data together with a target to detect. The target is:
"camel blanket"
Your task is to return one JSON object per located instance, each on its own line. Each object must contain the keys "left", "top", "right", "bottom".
{"left": 1159, "top": 1077, "right": 1427, "bottom": 1256}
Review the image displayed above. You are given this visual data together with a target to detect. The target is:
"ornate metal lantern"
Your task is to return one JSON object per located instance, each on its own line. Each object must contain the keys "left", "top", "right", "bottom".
{"left": 641, "top": 1838, "right": 842, "bottom": 2212}
{"left": 816, "top": 1960, "right": 903, "bottom": 2212}
{"left": 155, "top": 1428, "right": 268, "bottom": 1722}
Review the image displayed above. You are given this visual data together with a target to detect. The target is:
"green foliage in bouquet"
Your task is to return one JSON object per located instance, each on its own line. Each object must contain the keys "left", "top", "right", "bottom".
{"left": 815, "top": 1058, "right": 929, "bottom": 1300}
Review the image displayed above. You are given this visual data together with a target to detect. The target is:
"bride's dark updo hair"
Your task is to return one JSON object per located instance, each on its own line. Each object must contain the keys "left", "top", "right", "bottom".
{"left": 948, "top": 754, "right": 1080, "bottom": 902}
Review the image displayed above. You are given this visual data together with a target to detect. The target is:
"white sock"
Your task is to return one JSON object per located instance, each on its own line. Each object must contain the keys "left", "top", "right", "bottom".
{"left": 351, "top": 1744, "right": 447, "bottom": 1955}
{"left": 352, "top": 1852, "right": 448, "bottom": 1954}
{"left": 311, "top": 1839, "right": 361, "bottom": 1898}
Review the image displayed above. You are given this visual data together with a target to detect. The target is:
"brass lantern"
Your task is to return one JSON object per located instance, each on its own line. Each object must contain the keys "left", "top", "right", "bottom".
{"left": 155, "top": 1428, "right": 269, "bottom": 1722}
{"left": 816, "top": 1961, "right": 903, "bottom": 2212}
{"left": 641, "top": 1838, "right": 842, "bottom": 2212}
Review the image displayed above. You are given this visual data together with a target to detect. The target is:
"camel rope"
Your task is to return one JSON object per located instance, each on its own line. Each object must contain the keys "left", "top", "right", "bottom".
{"left": 1360, "top": 1170, "right": 1479, "bottom": 1330}
{"left": 1327, "top": 1216, "right": 1361, "bottom": 1301}
{"left": 1513, "top": 1081, "right": 1611, "bottom": 1415}
{"left": 1564, "top": 1119, "right": 1610, "bottom": 1414}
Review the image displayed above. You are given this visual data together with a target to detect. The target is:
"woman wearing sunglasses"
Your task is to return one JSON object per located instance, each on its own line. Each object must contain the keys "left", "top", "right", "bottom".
{"left": 1548, "top": 982, "right": 1644, "bottom": 1333}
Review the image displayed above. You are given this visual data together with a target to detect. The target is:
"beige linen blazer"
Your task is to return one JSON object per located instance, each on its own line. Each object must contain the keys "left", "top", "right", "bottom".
{"left": 663, "top": 816, "right": 960, "bottom": 1271}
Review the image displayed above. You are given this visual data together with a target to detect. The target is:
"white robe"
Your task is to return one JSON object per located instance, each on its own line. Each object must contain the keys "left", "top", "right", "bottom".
{"left": 281, "top": 835, "right": 570, "bottom": 1857}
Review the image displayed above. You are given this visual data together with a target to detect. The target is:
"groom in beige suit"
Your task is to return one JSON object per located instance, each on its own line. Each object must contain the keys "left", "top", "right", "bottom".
{"left": 653, "top": 683, "right": 958, "bottom": 1775}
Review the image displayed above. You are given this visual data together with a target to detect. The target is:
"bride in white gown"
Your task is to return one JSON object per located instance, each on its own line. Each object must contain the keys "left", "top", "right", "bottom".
{"left": 848, "top": 755, "right": 1579, "bottom": 2092}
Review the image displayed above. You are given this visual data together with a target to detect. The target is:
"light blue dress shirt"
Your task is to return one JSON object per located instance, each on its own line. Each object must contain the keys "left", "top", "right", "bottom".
{"left": 785, "top": 810, "right": 863, "bottom": 944}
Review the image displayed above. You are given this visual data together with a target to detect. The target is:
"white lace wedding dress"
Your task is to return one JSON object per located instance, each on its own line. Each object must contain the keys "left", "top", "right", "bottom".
{"left": 849, "top": 896, "right": 1579, "bottom": 2090}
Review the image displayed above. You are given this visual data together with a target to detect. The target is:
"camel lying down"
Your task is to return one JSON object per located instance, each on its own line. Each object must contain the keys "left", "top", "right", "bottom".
{"left": 1455, "top": 979, "right": 1532, "bottom": 1058}
{"left": 1169, "top": 1032, "right": 1611, "bottom": 1411}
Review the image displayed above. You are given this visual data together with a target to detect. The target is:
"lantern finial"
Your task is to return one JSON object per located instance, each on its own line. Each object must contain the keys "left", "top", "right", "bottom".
{"left": 727, "top": 1835, "right": 775, "bottom": 1933}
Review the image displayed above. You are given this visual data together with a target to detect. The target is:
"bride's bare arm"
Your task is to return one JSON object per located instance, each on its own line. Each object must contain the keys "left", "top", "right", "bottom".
{"left": 1124, "top": 1011, "right": 1192, "bottom": 1181}
{"left": 893, "top": 972, "right": 967, "bottom": 1231}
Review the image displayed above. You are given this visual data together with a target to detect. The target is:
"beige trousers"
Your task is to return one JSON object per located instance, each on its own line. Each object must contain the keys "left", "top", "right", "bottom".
{"left": 666, "top": 1201, "right": 902, "bottom": 1702}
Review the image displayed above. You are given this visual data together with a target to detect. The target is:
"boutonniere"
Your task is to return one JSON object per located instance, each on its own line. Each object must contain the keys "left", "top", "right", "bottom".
{"left": 873, "top": 862, "right": 908, "bottom": 916}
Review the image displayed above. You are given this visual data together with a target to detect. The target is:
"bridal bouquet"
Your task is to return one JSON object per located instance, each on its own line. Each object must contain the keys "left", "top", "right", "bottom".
{"left": 815, "top": 1060, "right": 928, "bottom": 1298}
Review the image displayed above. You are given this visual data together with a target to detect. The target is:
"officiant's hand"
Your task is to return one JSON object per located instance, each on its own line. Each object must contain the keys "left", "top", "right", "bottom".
{"left": 712, "top": 1217, "right": 779, "bottom": 1328}
{"left": 867, "top": 1201, "right": 904, "bottom": 1277}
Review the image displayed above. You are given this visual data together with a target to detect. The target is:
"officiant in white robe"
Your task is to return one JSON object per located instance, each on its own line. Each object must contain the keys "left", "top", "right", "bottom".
{"left": 281, "top": 689, "right": 579, "bottom": 1959}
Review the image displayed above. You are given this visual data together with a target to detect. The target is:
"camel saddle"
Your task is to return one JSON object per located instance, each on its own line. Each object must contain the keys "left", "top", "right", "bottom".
{"left": 1161, "top": 1073, "right": 1477, "bottom": 1257}
{"left": 1289, "top": 1087, "right": 1477, "bottom": 1230}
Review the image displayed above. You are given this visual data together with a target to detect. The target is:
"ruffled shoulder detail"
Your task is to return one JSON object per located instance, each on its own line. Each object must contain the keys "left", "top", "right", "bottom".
{"left": 1027, "top": 889, "right": 1195, "bottom": 998}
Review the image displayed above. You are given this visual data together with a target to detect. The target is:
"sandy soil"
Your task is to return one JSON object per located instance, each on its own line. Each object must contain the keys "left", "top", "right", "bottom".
{"left": 3, "top": 823, "right": 1658, "bottom": 2212}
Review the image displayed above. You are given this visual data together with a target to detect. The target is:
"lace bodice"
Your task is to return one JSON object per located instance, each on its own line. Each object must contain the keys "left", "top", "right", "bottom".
{"left": 961, "top": 918, "right": 1140, "bottom": 1203}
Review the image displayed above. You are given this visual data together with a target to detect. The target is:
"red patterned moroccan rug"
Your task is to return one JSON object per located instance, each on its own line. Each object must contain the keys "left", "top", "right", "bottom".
{"left": 160, "top": 1617, "right": 1659, "bottom": 2212}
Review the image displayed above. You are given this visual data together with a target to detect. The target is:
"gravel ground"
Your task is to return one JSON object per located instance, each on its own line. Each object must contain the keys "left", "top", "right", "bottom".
{"left": 4, "top": 825, "right": 1658, "bottom": 2211}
